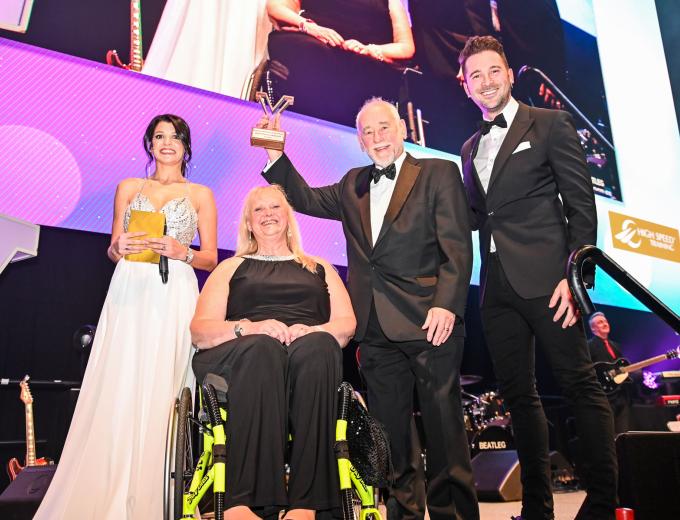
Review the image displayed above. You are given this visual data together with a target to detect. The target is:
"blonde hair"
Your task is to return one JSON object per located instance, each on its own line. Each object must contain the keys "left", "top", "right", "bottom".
{"left": 235, "top": 185, "right": 318, "bottom": 273}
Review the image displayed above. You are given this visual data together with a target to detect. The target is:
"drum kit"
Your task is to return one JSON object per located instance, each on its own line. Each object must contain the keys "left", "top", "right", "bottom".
{"left": 460, "top": 375, "right": 515, "bottom": 456}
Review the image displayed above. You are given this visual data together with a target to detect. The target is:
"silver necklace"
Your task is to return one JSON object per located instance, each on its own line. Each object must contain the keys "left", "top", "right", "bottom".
{"left": 244, "top": 254, "right": 296, "bottom": 261}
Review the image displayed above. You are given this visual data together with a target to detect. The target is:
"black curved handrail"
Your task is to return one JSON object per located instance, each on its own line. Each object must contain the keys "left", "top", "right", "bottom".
{"left": 567, "top": 245, "right": 680, "bottom": 334}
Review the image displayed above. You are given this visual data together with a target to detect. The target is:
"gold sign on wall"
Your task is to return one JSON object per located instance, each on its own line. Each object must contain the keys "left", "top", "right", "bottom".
{"left": 609, "top": 211, "right": 680, "bottom": 263}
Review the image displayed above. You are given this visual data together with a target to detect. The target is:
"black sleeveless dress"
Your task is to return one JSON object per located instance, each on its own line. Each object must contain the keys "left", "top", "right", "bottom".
{"left": 267, "top": 0, "right": 403, "bottom": 128}
{"left": 192, "top": 258, "right": 342, "bottom": 513}
{"left": 227, "top": 257, "right": 330, "bottom": 325}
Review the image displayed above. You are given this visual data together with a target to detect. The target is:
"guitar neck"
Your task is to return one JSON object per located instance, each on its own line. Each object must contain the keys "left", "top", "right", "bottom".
{"left": 25, "top": 403, "right": 36, "bottom": 466}
{"left": 129, "top": 0, "right": 143, "bottom": 71}
{"left": 623, "top": 354, "right": 671, "bottom": 374}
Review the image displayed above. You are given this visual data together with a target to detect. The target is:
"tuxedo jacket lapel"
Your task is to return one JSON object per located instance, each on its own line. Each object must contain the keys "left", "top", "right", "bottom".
{"left": 355, "top": 166, "right": 373, "bottom": 250}
{"left": 375, "top": 154, "right": 421, "bottom": 247}
{"left": 488, "top": 103, "right": 534, "bottom": 191}
{"left": 465, "top": 130, "right": 485, "bottom": 197}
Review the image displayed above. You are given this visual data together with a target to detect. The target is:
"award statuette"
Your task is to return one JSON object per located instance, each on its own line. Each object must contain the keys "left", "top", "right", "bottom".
{"left": 250, "top": 91, "right": 294, "bottom": 151}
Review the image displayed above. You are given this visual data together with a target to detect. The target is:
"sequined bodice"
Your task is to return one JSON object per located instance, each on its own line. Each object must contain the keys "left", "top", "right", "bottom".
{"left": 123, "top": 193, "right": 198, "bottom": 247}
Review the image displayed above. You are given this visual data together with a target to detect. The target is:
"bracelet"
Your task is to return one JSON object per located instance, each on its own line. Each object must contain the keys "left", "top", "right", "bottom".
{"left": 234, "top": 318, "right": 249, "bottom": 338}
{"left": 298, "top": 18, "right": 314, "bottom": 33}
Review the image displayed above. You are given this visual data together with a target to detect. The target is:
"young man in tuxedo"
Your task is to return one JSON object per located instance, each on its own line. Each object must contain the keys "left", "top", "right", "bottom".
{"left": 458, "top": 35, "right": 617, "bottom": 519}
{"left": 588, "top": 312, "right": 632, "bottom": 433}
{"left": 258, "top": 98, "right": 479, "bottom": 520}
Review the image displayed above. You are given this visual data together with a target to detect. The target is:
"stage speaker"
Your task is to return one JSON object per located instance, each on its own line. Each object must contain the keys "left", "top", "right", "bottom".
{"left": 471, "top": 450, "right": 522, "bottom": 501}
{"left": 616, "top": 431, "right": 680, "bottom": 519}
{"left": 0, "top": 465, "right": 57, "bottom": 519}
{"left": 472, "top": 449, "right": 575, "bottom": 502}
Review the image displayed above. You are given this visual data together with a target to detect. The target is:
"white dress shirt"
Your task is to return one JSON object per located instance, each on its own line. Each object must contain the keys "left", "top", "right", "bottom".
{"left": 473, "top": 97, "right": 519, "bottom": 252}
{"left": 370, "top": 151, "right": 407, "bottom": 246}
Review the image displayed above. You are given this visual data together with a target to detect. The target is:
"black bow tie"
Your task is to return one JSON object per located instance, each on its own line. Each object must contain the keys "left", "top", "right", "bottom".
{"left": 479, "top": 113, "right": 507, "bottom": 135}
{"left": 370, "top": 162, "right": 397, "bottom": 184}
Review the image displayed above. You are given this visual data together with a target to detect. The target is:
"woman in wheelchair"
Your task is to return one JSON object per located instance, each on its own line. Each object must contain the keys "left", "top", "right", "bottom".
{"left": 190, "top": 185, "right": 356, "bottom": 520}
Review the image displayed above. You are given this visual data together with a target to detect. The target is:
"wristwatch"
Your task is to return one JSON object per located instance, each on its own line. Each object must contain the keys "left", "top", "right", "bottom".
{"left": 184, "top": 247, "right": 195, "bottom": 264}
{"left": 234, "top": 320, "right": 245, "bottom": 338}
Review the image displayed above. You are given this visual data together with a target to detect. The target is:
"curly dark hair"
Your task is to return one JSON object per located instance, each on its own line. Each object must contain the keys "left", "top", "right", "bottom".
{"left": 458, "top": 35, "right": 510, "bottom": 76}
{"left": 143, "top": 114, "right": 192, "bottom": 177}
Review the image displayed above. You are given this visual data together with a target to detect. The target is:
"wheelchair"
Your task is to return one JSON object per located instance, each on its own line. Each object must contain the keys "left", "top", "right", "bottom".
{"left": 164, "top": 376, "right": 386, "bottom": 520}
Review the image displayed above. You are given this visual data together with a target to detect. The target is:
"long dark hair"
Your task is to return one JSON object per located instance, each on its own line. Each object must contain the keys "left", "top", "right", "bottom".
{"left": 143, "top": 114, "right": 192, "bottom": 177}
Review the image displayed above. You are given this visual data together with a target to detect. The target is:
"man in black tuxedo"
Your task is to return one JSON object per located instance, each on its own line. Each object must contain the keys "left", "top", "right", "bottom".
{"left": 258, "top": 99, "right": 479, "bottom": 520}
{"left": 588, "top": 312, "right": 632, "bottom": 433}
{"left": 458, "top": 36, "right": 617, "bottom": 519}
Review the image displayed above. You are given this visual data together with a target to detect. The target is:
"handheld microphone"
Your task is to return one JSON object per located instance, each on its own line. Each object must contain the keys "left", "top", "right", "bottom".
{"left": 159, "top": 224, "right": 169, "bottom": 284}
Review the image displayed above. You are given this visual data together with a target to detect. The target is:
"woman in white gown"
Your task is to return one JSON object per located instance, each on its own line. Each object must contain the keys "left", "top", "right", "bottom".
{"left": 35, "top": 114, "right": 218, "bottom": 519}
{"left": 143, "top": 0, "right": 271, "bottom": 99}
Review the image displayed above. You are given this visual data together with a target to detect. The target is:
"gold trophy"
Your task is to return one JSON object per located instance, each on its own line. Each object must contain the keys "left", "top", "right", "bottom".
{"left": 250, "top": 91, "right": 294, "bottom": 151}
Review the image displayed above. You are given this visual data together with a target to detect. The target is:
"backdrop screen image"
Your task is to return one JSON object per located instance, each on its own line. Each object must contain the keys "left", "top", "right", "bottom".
{"left": 0, "top": 0, "right": 621, "bottom": 200}
{"left": 248, "top": 0, "right": 622, "bottom": 201}
{"left": 0, "top": 1, "right": 679, "bottom": 314}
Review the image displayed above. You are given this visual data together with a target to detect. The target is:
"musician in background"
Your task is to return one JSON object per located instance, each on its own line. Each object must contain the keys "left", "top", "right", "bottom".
{"left": 588, "top": 312, "right": 632, "bottom": 433}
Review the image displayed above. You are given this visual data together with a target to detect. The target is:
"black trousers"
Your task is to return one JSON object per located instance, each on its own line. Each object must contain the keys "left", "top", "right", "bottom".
{"left": 481, "top": 254, "right": 617, "bottom": 520}
{"left": 192, "top": 332, "right": 343, "bottom": 512}
{"left": 360, "top": 307, "right": 479, "bottom": 520}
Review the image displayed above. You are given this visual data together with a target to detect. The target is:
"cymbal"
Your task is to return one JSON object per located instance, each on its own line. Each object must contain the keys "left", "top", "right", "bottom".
{"left": 460, "top": 374, "right": 483, "bottom": 386}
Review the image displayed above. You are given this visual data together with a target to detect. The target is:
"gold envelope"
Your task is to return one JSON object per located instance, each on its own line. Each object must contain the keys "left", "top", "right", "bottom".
{"left": 125, "top": 209, "right": 166, "bottom": 264}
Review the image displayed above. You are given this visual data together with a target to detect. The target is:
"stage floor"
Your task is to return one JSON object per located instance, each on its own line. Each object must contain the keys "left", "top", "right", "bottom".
{"left": 477, "top": 490, "right": 586, "bottom": 519}
{"left": 196, "top": 491, "right": 587, "bottom": 519}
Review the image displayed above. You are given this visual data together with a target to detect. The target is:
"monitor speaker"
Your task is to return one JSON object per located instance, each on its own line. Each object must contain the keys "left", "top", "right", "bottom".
{"left": 471, "top": 450, "right": 522, "bottom": 501}
{"left": 0, "top": 465, "right": 57, "bottom": 519}
{"left": 616, "top": 431, "right": 680, "bottom": 520}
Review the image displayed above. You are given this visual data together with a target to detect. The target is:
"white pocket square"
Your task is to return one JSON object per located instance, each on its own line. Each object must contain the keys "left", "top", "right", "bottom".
{"left": 512, "top": 141, "right": 531, "bottom": 154}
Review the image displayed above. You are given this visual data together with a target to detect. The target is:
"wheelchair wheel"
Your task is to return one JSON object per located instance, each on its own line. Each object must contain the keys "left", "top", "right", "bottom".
{"left": 341, "top": 489, "right": 380, "bottom": 520}
{"left": 174, "top": 387, "right": 193, "bottom": 519}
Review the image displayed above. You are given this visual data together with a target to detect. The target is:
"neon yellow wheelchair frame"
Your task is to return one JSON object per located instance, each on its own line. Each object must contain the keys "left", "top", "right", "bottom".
{"left": 336, "top": 380, "right": 383, "bottom": 520}
{"left": 171, "top": 380, "right": 383, "bottom": 520}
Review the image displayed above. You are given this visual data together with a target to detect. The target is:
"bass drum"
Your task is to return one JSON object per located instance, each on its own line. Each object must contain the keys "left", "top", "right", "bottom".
{"left": 470, "top": 423, "right": 515, "bottom": 456}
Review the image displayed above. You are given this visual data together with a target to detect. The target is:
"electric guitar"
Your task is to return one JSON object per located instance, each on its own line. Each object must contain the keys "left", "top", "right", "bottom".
{"left": 7, "top": 376, "right": 51, "bottom": 480}
{"left": 594, "top": 347, "right": 680, "bottom": 395}
{"left": 106, "top": 0, "right": 144, "bottom": 71}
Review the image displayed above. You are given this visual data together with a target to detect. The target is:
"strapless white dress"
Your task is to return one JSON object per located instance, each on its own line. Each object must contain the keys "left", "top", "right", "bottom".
{"left": 35, "top": 193, "right": 199, "bottom": 519}
{"left": 142, "top": 0, "right": 271, "bottom": 99}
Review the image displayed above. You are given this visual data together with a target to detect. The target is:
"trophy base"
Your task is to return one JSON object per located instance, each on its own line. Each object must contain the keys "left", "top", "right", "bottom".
{"left": 250, "top": 128, "right": 286, "bottom": 151}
